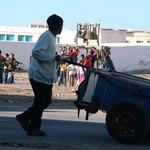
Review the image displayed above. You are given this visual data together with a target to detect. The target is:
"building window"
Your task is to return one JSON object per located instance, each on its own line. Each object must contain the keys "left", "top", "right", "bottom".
{"left": 147, "top": 41, "right": 150, "bottom": 43}
{"left": 0, "top": 34, "right": 6, "bottom": 40}
{"left": 6, "top": 34, "right": 15, "bottom": 41}
{"left": 125, "top": 40, "right": 130, "bottom": 43}
{"left": 25, "top": 36, "right": 33, "bottom": 42}
{"left": 136, "top": 40, "right": 143, "bottom": 43}
{"left": 18, "top": 35, "right": 25, "bottom": 41}
{"left": 18, "top": 35, "right": 33, "bottom": 42}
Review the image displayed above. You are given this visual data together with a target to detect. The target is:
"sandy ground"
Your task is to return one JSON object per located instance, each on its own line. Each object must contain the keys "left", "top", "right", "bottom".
{"left": 0, "top": 70, "right": 150, "bottom": 115}
{"left": 0, "top": 71, "right": 78, "bottom": 109}
{"left": 0, "top": 70, "right": 150, "bottom": 105}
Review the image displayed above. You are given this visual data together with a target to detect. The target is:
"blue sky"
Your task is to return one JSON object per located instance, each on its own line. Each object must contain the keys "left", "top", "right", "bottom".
{"left": 1, "top": 0, "right": 150, "bottom": 31}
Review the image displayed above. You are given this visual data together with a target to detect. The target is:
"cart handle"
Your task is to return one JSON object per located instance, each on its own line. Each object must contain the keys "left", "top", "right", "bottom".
{"left": 63, "top": 59, "right": 113, "bottom": 76}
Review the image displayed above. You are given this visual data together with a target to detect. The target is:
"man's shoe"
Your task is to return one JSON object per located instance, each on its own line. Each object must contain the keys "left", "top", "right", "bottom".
{"left": 27, "top": 129, "right": 46, "bottom": 136}
{"left": 16, "top": 114, "right": 28, "bottom": 131}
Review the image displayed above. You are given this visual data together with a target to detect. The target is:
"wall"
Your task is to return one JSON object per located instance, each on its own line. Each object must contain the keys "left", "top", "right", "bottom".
{"left": 60, "top": 29, "right": 76, "bottom": 44}
{"left": 106, "top": 43, "right": 150, "bottom": 72}
{"left": 101, "top": 29, "right": 126, "bottom": 43}
{"left": 0, "top": 41, "right": 35, "bottom": 70}
{"left": 0, "top": 42, "right": 62, "bottom": 70}
{"left": 0, "top": 41, "right": 150, "bottom": 72}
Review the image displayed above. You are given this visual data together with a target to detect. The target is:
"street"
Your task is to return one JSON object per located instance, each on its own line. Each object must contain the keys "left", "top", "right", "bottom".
{"left": 0, "top": 103, "right": 150, "bottom": 150}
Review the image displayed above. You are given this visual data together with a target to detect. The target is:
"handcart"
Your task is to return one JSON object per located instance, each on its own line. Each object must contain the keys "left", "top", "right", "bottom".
{"left": 65, "top": 59, "right": 150, "bottom": 144}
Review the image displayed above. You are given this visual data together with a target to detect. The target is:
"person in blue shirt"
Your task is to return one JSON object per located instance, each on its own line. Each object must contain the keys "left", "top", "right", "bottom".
{"left": 100, "top": 55, "right": 115, "bottom": 72}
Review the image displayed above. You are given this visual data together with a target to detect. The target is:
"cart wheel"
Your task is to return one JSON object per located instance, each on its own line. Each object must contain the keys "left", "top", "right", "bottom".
{"left": 106, "top": 100, "right": 150, "bottom": 144}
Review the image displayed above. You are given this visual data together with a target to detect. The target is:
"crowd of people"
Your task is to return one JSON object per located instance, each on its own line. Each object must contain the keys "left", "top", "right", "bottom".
{"left": 0, "top": 46, "right": 115, "bottom": 86}
{"left": 55, "top": 45, "right": 115, "bottom": 88}
{"left": 0, "top": 50, "right": 20, "bottom": 84}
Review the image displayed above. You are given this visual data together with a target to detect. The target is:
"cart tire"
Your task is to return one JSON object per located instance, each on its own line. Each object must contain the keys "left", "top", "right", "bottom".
{"left": 106, "top": 100, "right": 150, "bottom": 144}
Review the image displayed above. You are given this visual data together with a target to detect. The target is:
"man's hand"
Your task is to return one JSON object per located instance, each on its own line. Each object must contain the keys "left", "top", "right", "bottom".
{"left": 55, "top": 55, "right": 61, "bottom": 61}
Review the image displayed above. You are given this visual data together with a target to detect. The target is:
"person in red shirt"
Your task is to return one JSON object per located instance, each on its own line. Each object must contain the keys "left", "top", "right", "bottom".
{"left": 0, "top": 50, "right": 6, "bottom": 83}
{"left": 66, "top": 46, "right": 73, "bottom": 55}
{"left": 83, "top": 55, "right": 92, "bottom": 67}
{"left": 67, "top": 47, "right": 80, "bottom": 62}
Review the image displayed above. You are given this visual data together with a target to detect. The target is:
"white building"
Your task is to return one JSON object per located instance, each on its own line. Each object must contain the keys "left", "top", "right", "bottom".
{"left": 1, "top": 24, "right": 150, "bottom": 44}
{"left": 0, "top": 25, "right": 150, "bottom": 71}
{"left": 126, "top": 31, "right": 150, "bottom": 43}
{"left": 0, "top": 25, "right": 46, "bottom": 43}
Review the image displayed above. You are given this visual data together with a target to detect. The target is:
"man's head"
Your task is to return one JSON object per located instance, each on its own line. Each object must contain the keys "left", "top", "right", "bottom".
{"left": 47, "top": 14, "right": 63, "bottom": 36}
{"left": 5, "top": 53, "right": 9, "bottom": 57}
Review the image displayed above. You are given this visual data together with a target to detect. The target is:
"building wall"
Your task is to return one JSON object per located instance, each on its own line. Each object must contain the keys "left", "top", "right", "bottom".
{"left": 0, "top": 41, "right": 35, "bottom": 70}
{"left": 105, "top": 43, "right": 150, "bottom": 72}
{"left": 101, "top": 29, "right": 126, "bottom": 43}
{"left": 0, "top": 41, "right": 150, "bottom": 72}
{"left": 1, "top": 25, "right": 150, "bottom": 44}
{"left": 59, "top": 29, "right": 76, "bottom": 44}
{"left": 126, "top": 31, "right": 150, "bottom": 43}
{"left": 0, "top": 26, "right": 46, "bottom": 42}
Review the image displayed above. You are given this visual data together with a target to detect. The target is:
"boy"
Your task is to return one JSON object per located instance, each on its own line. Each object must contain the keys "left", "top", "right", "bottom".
{"left": 16, "top": 14, "right": 63, "bottom": 136}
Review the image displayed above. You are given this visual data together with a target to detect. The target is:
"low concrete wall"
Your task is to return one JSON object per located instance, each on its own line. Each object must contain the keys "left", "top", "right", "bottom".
{"left": 0, "top": 42, "right": 150, "bottom": 72}
{"left": 109, "top": 44, "right": 150, "bottom": 72}
{"left": 0, "top": 42, "right": 34, "bottom": 70}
